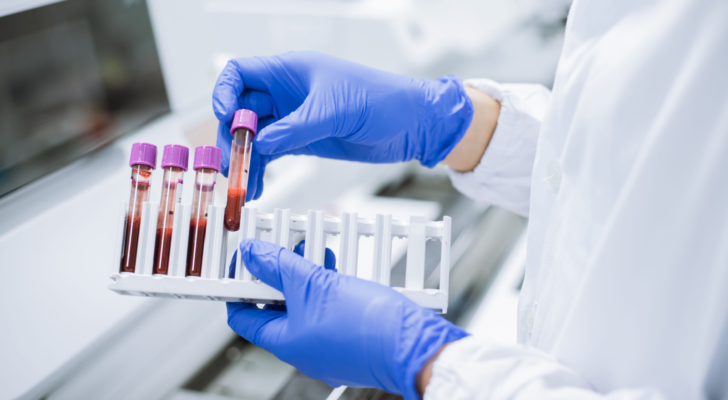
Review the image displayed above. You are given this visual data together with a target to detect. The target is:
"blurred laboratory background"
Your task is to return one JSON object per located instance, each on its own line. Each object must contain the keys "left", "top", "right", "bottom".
{"left": 0, "top": 0, "right": 570, "bottom": 399}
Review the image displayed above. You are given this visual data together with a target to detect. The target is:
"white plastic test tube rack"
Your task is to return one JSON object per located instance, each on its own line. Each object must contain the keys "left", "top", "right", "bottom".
{"left": 109, "top": 202, "right": 452, "bottom": 312}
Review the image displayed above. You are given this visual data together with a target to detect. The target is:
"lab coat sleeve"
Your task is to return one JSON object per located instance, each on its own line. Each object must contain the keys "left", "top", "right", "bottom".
{"left": 425, "top": 336, "right": 667, "bottom": 400}
{"left": 446, "top": 79, "right": 550, "bottom": 217}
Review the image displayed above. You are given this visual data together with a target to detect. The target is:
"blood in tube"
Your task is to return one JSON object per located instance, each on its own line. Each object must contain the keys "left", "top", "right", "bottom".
{"left": 187, "top": 218, "right": 208, "bottom": 276}
{"left": 154, "top": 228, "right": 173, "bottom": 273}
{"left": 223, "top": 109, "right": 258, "bottom": 232}
{"left": 152, "top": 145, "right": 189, "bottom": 275}
{"left": 120, "top": 142, "right": 157, "bottom": 273}
{"left": 224, "top": 187, "right": 246, "bottom": 230}
{"left": 185, "top": 146, "right": 221, "bottom": 277}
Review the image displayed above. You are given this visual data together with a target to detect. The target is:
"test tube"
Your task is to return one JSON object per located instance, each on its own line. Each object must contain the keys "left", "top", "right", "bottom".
{"left": 223, "top": 109, "right": 258, "bottom": 232}
{"left": 152, "top": 145, "right": 189, "bottom": 275}
{"left": 120, "top": 142, "right": 157, "bottom": 273}
{"left": 186, "top": 146, "right": 221, "bottom": 277}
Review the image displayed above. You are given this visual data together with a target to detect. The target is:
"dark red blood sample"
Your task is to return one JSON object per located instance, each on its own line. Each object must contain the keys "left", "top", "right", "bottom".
{"left": 186, "top": 218, "right": 207, "bottom": 277}
{"left": 153, "top": 228, "right": 174, "bottom": 275}
{"left": 120, "top": 216, "right": 142, "bottom": 273}
{"left": 224, "top": 188, "right": 246, "bottom": 232}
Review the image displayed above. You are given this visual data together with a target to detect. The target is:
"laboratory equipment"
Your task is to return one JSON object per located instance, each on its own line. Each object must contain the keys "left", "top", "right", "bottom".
{"left": 223, "top": 109, "right": 257, "bottom": 232}
{"left": 186, "top": 146, "right": 221, "bottom": 277}
{"left": 152, "top": 145, "right": 189, "bottom": 275}
{"left": 120, "top": 142, "right": 157, "bottom": 273}
{"left": 109, "top": 206, "right": 453, "bottom": 312}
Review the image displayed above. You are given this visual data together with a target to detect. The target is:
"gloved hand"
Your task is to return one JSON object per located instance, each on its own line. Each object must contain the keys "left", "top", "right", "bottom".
{"left": 227, "top": 239, "right": 469, "bottom": 400}
{"left": 213, "top": 51, "right": 474, "bottom": 201}
{"left": 229, "top": 239, "right": 337, "bottom": 279}
{"left": 228, "top": 240, "right": 336, "bottom": 312}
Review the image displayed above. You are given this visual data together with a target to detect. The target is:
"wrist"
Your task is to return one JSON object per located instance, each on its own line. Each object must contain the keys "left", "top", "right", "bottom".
{"left": 418, "top": 75, "right": 475, "bottom": 168}
{"left": 415, "top": 342, "right": 450, "bottom": 398}
{"left": 441, "top": 86, "right": 501, "bottom": 172}
{"left": 399, "top": 314, "right": 469, "bottom": 400}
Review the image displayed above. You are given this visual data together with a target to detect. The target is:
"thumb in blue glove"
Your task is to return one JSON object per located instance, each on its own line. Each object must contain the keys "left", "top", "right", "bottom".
{"left": 226, "top": 239, "right": 469, "bottom": 399}
{"left": 227, "top": 240, "right": 335, "bottom": 312}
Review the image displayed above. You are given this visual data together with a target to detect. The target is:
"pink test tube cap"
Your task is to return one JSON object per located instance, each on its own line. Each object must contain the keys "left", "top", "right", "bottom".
{"left": 129, "top": 142, "right": 157, "bottom": 169}
{"left": 161, "top": 144, "right": 189, "bottom": 171}
{"left": 230, "top": 109, "right": 258, "bottom": 136}
{"left": 193, "top": 146, "right": 221, "bottom": 172}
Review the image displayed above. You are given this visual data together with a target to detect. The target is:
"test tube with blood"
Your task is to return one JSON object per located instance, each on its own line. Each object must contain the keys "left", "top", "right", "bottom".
{"left": 186, "top": 146, "right": 221, "bottom": 277}
{"left": 152, "top": 145, "right": 189, "bottom": 275}
{"left": 223, "top": 109, "right": 258, "bottom": 232}
{"left": 120, "top": 142, "right": 157, "bottom": 273}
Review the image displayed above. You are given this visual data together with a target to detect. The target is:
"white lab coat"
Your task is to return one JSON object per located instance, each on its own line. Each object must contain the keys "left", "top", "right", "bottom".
{"left": 434, "top": 0, "right": 728, "bottom": 398}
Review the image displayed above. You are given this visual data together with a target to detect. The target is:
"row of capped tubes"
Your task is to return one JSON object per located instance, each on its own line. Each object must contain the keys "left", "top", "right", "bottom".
{"left": 114, "top": 201, "right": 227, "bottom": 281}
{"left": 114, "top": 202, "right": 451, "bottom": 293}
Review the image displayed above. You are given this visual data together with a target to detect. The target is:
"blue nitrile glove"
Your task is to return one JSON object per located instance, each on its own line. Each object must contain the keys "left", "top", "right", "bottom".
{"left": 228, "top": 240, "right": 336, "bottom": 312}
{"left": 226, "top": 239, "right": 469, "bottom": 400}
{"left": 213, "top": 51, "right": 474, "bottom": 201}
{"left": 228, "top": 240, "right": 336, "bottom": 279}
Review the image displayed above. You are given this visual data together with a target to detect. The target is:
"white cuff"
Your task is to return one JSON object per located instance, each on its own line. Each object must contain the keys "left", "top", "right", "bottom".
{"left": 424, "top": 336, "right": 667, "bottom": 400}
{"left": 424, "top": 336, "right": 588, "bottom": 400}
{"left": 446, "top": 79, "right": 550, "bottom": 217}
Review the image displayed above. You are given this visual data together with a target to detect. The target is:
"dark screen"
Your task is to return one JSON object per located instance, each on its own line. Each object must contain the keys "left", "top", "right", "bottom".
{"left": 0, "top": 0, "right": 169, "bottom": 197}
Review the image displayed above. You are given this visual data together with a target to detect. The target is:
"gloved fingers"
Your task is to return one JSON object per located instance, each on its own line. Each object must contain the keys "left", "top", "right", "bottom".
{"left": 238, "top": 239, "right": 285, "bottom": 291}
{"left": 246, "top": 144, "right": 264, "bottom": 202}
{"left": 247, "top": 151, "right": 286, "bottom": 202}
{"left": 263, "top": 304, "right": 287, "bottom": 312}
{"left": 226, "top": 301, "right": 286, "bottom": 349}
{"left": 226, "top": 253, "right": 288, "bottom": 311}
{"left": 239, "top": 90, "right": 277, "bottom": 120}
{"left": 280, "top": 138, "right": 383, "bottom": 164}
{"left": 226, "top": 246, "right": 288, "bottom": 349}
{"left": 226, "top": 249, "right": 245, "bottom": 279}
{"left": 229, "top": 240, "right": 335, "bottom": 312}
{"left": 292, "top": 240, "right": 305, "bottom": 257}
{"left": 227, "top": 251, "right": 236, "bottom": 279}
{"left": 213, "top": 61, "right": 246, "bottom": 124}
{"left": 213, "top": 57, "right": 275, "bottom": 123}
{"left": 257, "top": 134, "right": 378, "bottom": 164}
{"left": 239, "top": 239, "right": 322, "bottom": 295}
{"left": 229, "top": 57, "right": 276, "bottom": 92}
{"left": 295, "top": 138, "right": 379, "bottom": 162}
{"left": 252, "top": 165, "right": 265, "bottom": 201}
{"left": 324, "top": 248, "right": 336, "bottom": 271}
{"left": 216, "top": 121, "right": 233, "bottom": 177}
{"left": 255, "top": 95, "right": 336, "bottom": 155}
{"left": 292, "top": 240, "right": 337, "bottom": 271}
{"left": 258, "top": 115, "right": 277, "bottom": 131}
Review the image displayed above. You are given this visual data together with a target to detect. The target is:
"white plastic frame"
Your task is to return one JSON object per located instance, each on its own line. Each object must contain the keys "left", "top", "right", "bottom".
{"left": 109, "top": 202, "right": 452, "bottom": 312}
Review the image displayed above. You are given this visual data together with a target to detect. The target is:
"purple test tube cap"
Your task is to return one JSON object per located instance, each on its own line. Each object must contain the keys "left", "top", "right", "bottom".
{"left": 130, "top": 142, "right": 157, "bottom": 169}
{"left": 161, "top": 144, "right": 190, "bottom": 171}
{"left": 193, "top": 146, "right": 221, "bottom": 172}
{"left": 231, "top": 109, "right": 258, "bottom": 136}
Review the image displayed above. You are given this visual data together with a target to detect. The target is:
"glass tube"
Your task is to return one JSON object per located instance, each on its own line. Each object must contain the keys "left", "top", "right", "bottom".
{"left": 224, "top": 127, "right": 253, "bottom": 231}
{"left": 186, "top": 167, "right": 217, "bottom": 277}
{"left": 152, "top": 166, "right": 185, "bottom": 274}
{"left": 120, "top": 164, "right": 153, "bottom": 273}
